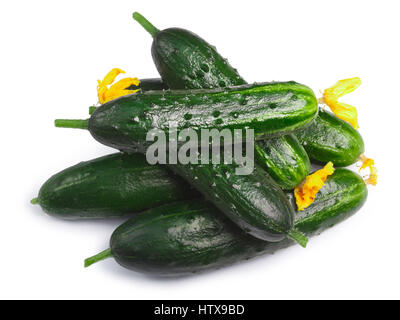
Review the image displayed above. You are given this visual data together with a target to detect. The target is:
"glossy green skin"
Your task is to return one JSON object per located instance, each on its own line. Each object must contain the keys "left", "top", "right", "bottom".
{"left": 152, "top": 28, "right": 246, "bottom": 89}
{"left": 37, "top": 153, "right": 197, "bottom": 219}
{"left": 110, "top": 169, "right": 367, "bottom": 276}
{"left": 170, "top": 162, "right": 294, "bottom": 242}
{"left": 132, "top": 79, "right": 312, "bottom": 191}
{"left": 255, "top": 134, "right": 311, "bottom": 190}
{"left": 89, "top": 82, "right": 318, "bottom": 153}
{"left": 287, "top": 168, "right": 368, "bottom": 236}
{"left": 296, "top": 109, "right": 365, "bottom": 166}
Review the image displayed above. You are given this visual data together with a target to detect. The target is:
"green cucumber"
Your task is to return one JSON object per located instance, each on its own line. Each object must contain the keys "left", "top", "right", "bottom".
{"left": 91, "top": 78, "right": 312, "bottom": 189}
{"left": 33, "top": 153, "right": 198, "bottom": 219}
{"left": 170, "top": 161, "right": 306, "bottom": 245}
{"left": 296, "top": 109, "right": 365, "bottom": 166}
{"left": 55, "top": 82, "right": 318, "bottom": 153}
{"left": 255, "top": 134, "right": 311, "bottom": 189}
{"left": 132, "top": 12, "right": 246, "bottom": 89}
{"left": 85, "top": 169, "right": 367, "bottom": 276}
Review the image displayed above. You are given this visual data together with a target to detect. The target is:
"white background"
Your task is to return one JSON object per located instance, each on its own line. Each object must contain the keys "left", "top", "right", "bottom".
{"left": 1, "top": 0, "right": 399, "bottom": 299}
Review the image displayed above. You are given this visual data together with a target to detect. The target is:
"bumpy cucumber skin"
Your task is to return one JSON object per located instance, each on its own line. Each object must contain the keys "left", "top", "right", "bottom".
{"left": 152, "top": 28, "right": 246, "bottom": 89}
{"left": 287, "top": 168, "right": 368, "bottom": 236}
{"left": 89, "top": 82, "right": 318, "bottom": 153}
{"left": 37, "top": 153, "right": 197, "bottom": 219}
{"left": 255, "top": 134, "right": 311, "bottom": 190}
{"left": 111, "top": 200, "right": 268, "bottom": 276}
{"left": 110, "top": 169, "right": 367, "bottom": 276}
{"left": 170, "top": 163, "right": 294, "bottom": 242}
{"left": 296, "top": 109, "right": 365, "bottom": 166}
{"left": 132, "top": 79, "right": 311, "bottom": 191}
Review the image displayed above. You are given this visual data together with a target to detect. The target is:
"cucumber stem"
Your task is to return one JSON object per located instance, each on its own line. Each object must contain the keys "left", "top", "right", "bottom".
{"left": 84, "top": 248, "right": 112, "bottom": 268}
{"left": 287, "top": 229, "right": 308, "bottom": 248}
{"left": 132, "top": 12, "right": 160, "bottom": 37}
{"left": 31, "top": 197, "right": 39, "bottom": 205}
{"left": 54, "top": 119, "right": 89, "bottom": 129}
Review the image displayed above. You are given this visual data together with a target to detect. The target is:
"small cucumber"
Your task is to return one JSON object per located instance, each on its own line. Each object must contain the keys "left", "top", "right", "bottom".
{"left": 255, "top": 134, "right": 311, "bottom": 190}
{"left": 296, "top": 109, "right": 365, "bottom": 166}
{"left": 85, "top": 169, "right": 367, "bottom": 276}
{"left": 133, "top": 12, "right": 246, "bottom": 89}
{"left": 170, "top": 162, "right": 305, "bottom": 244}
{"left": 34, "top": 153, "right": 198, "bottom": 219}
{"left": 55, "top": 82, "right": 318, "bottom": 153}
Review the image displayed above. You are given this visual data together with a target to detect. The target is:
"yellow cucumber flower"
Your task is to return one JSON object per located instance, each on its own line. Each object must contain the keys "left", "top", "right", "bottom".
{"left": 294, "top": 162, "right": 335, "bottom": 211}
{"left": 97, "top": 68, "right": 140, "bottom": 104}
{"left": 320, "top": 77, "right": 361, "bottom": 129}
{"left": 359, "top": 155, "right": 378, "bottom": 186}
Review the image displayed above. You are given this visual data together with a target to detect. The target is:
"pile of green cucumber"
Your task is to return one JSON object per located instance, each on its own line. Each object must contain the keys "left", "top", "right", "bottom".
{"left": 32, "top": 12, "right": 370, "bottom": 276}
